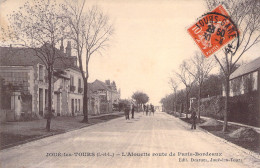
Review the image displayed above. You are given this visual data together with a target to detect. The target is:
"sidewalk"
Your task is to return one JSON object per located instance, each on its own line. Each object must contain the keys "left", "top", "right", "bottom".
{"left": 0, "top": 111, "right": 124, "bottom": 150}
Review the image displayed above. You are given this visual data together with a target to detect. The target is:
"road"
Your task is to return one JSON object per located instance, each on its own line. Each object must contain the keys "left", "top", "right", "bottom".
{"left": 0, "top": 112, "right": 259, "bottom": 168}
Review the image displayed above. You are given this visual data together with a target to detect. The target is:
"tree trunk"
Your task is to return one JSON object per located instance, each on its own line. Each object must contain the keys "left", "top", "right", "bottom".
{"left": 82, "top": 79, "right": 88, "bottom": 123}
{"left": 186, "top": 90, "right": 189, "bottom": 118}
{"left": 46, "top": 68, "right": 52, "bottom": 132}
{"left": 174, "top": 91, "right": 177, "bottom": 113}
{"left": 223, "top": 76, "right": 230, "bottom": 132}
{"left": 173, "top": 99, "right": 175, "bottom": 114}
{"left": 198, "top": 85, "right": 201, "bottom": 120}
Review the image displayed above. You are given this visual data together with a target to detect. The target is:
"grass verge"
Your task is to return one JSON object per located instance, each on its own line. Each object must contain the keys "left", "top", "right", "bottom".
{"left": 178, "top": 116, "right": 260, "bottom": 154}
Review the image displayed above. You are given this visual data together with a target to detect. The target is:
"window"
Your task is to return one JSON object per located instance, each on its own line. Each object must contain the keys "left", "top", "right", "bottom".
{"left": 78, "top": 78, "right": 81, "bottom": 88}
{"left": 252, "top": 71, "right": 258, "bottom": 91}
{"left": 45, "top": 89, "right": 48, "bottom": 107}
{"left": 70, "top": 75, "right": 75, "bottom": 92}
{"left": 75, "top": 99, "right": 77, "bottom": 112}
{"left": 70, "top": 75, "right": 74, "bottom": 86}
{"left": 39, "top": 65, "right": 44, "bottom": 81}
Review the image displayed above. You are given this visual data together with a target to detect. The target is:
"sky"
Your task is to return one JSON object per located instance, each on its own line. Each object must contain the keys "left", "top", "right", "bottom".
{"left": 1, "top": 0, "right": 259, "bottom": 106}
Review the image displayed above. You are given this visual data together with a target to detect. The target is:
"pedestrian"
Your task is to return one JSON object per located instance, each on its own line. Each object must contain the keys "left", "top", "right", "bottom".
{"left": 146, "top": 104, "right": 149, "bottom": 116}
{"left": 143, "top": 104, "right": 146, "bottom": 115}
{"left": 131, "top": 105, "right": 135, "bottom": 119}
{"left": 191, "top": 110, "right": 197, "bottom": 129}
{"left": 124, "top": 104, "right": 130, "bottom": 120}
{"left": 151, "top": 104, "right": 155, "bottom": 116}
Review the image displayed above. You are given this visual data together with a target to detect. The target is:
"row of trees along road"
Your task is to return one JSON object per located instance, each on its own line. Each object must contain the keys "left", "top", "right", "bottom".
{"left": 162, "top": 74, "right": 223, "bottom": 113}
{"left": 170, "top": 52, "right": 216, "bottom": 119}
{"left": 1, "top": 0, "right": 114, "bottom": 131}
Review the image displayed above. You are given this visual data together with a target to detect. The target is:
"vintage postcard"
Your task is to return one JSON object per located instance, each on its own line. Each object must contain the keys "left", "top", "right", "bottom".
{"left": 0, "top": 0, "right": 259, "bottom": 168}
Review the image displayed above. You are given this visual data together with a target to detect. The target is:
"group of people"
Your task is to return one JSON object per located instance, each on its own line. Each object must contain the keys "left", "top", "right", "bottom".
{"left": 123, "top": 103, "right": 156, "bottom": 120}
{"left": 143, "top": 104, "right": 155, "bottom": 116}
{"left": 124, "top": 104, "right": 135, "bottom": 120}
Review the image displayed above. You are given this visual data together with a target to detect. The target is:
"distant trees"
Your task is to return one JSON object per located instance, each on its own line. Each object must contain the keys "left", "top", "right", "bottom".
{"left": 162, "top": 74, "right": 222, "bottom": 113}
{"left": 201, "top": 75, "right": 222, "bottom": 97}
{"left": 132, "top": 91, "right": 149, "bottom": 111}
{"left": 168, "top": 76, "right": 179, "bottom": 113}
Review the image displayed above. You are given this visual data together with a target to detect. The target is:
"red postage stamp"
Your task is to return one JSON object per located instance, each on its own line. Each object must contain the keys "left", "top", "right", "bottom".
{"left": 187, "top": 5, "right": 239, "bottom": 58}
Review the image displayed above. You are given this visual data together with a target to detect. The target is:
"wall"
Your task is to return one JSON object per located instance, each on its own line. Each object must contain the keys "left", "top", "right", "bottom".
{"left": 198, "top": 92, "right": 260, "bottom": 127}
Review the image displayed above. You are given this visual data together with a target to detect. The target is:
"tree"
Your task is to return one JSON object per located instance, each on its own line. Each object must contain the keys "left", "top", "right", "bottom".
{"left": 186, "top": 52, "right": 216, "bottom": 120}
{"left": 168, "top": 75, "right": 179, "bottom": 113}
{"left": 201, "top": 74, "right": 222, "bottom": 97}
{"left": 175, "top": 60, "right": 196, "bottom": 118}
{"left": 1, "top": 0, "right": 67, "bottom": 131}
{"left": 206, "top": 0, "right": 260, "bottom": 131}
{"left": 132, "top": 91, "right": 149, "bottom": 111}
{"left": 63, "top": 1, "right": 114, "bottom": 122}
{"left": 160, "top": 89, "right": 186, "bottom": 114}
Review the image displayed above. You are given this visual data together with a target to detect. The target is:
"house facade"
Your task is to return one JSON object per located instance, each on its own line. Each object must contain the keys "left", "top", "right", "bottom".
{"left": 0, "top": 42, "right": 84, "bottom": 121}
{"left": 67, "top": 68, "right": 84, "bottom": 116}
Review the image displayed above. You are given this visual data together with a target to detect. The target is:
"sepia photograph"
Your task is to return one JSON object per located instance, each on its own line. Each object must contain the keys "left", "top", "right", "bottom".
{"left": 0, "top": 0, "right": 259, "bottom": 167}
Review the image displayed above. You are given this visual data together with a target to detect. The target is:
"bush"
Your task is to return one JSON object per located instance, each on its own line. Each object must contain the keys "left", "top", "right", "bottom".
{"left": 199, "top": 96, "right": 225, "bottom": 120}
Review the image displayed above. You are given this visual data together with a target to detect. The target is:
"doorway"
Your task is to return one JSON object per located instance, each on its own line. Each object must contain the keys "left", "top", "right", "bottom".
{"left": 71, "top": 99, "right": 74, "bottom": 116}
{"left": 39, "top": 88, "right": 43, "bottom": 116}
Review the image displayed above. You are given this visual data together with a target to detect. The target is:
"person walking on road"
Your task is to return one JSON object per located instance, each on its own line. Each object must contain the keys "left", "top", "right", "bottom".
{"left": 151, "top": 104, "right": 155, "bottom": 116}
{"left": 149, "top": 104, "right": 152, "bottom": 116}
{"left": 191, "top": 110, "right": 197, "bottom": 129}
{"left": 124, "top": 104, "right": 130, "bottom": 120}
{"left": 131, "top": 105, "right": 135, "bottom": 119}
{"left": 143, "top": 104, "right": 146, "bottom": 115}
{"left": 146, "top": 104, "right": 149, "bottom": 116}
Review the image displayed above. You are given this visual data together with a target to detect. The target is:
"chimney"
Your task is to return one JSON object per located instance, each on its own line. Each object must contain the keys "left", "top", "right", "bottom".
{"left": 60, "top": 38, "right": 64, "bottom": 53}
{"left": 105, "top": 80, "right": 110, "bottom": 86}
{"left": 66, "top": 41, "right": 71, "bottom": 56}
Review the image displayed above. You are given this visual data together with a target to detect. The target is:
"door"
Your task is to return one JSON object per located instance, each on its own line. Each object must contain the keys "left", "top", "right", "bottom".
{"left": 57, "top": 94, "right": 60, "bottom": 116}
{"left": 71, "top": 99, "right": 74, "bottom": 116}
{"left": 39, "top": 88, "right": 43, "bottom": 116}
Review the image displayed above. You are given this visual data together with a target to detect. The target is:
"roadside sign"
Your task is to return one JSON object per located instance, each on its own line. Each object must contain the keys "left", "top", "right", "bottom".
{"left": 187, "top": 5, "right": 239, "bottom": 58}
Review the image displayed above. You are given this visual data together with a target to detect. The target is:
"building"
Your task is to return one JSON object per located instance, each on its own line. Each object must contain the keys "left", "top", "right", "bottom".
{"left": 229, "top": 57, "right": 260, "bottom": 97}
{"left": 0, "top": 42, "right": 84, "bottom": 121}
{"left": 88, "top": 79, "right": 120, "bottom": 115}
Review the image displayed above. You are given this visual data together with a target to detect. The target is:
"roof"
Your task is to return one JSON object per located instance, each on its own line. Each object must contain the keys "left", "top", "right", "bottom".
{"left": 88, "top": 80, "right": 113, "bottom": 92}
{"left": 0, "top": 47, "right": 42, "bottom": 66}
{"left": 230, "top": 56, "right": 260, "bottom": 80}
{"left": 0, "top": 46, "right": 80, "bottom": 72}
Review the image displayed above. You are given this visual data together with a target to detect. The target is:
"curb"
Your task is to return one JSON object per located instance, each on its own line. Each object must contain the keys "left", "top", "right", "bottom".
{"left": 168, "top": 113, "right": 260, "bottom": 160}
